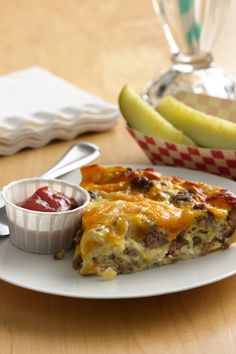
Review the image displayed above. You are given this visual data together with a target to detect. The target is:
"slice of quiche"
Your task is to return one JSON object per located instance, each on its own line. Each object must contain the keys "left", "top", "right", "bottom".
{"left": 73, "top": 165, "right": 236, "bottom": 279}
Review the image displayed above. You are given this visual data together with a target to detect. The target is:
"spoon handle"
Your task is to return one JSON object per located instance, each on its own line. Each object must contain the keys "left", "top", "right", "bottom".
{"left": 40, "top": 142, "right": 100, "bottom": 179}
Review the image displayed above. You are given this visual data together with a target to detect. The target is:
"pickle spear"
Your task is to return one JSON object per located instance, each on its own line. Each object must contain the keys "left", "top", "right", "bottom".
{"left": 119, "top": 85, "right": 196, "bottom": 146}
{"left": 156, "top": 95, "right": 236, "bottom": 149}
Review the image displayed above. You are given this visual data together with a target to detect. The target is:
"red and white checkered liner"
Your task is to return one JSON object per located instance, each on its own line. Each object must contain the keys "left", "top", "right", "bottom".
{"left": 127, "top": 92, "right": 236, "bottom": 180}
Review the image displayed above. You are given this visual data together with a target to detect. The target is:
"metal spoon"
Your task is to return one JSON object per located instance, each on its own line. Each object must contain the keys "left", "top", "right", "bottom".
{"left": 0, "top": 141, "right": 100, "bottom": 237}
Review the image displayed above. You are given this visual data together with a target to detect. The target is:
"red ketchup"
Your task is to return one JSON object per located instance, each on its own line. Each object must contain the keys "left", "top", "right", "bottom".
{"left": 17, "top": 186, "right": 78, "bottom": 212}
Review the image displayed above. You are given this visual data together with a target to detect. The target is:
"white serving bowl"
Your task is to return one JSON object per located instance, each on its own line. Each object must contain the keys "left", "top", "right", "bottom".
{"left": 2, "top": 178, "right": 90, "bottom": 254}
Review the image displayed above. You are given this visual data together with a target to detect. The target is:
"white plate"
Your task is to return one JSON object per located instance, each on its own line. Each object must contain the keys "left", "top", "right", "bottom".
{"left": 1, "top": 165, "right": 236, "bottom": 299}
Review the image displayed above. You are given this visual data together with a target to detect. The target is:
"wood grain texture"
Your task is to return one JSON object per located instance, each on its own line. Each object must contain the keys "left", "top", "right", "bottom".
{"left": 0, "top": 1, "right": 236, "bottom": 353}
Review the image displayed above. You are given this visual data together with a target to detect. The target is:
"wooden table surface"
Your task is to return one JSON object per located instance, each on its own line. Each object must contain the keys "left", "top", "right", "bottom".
{"left": 0, "top": 1, "right": 236, "bottom": 353}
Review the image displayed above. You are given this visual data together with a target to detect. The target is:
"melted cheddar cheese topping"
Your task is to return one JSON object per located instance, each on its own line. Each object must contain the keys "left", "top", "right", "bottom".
{"left": 74, "top": 165, "right": 236, "bottom": 277}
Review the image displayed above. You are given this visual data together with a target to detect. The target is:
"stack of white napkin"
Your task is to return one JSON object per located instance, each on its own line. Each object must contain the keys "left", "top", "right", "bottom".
{"left": 0, "top": 67, "right": 119, "bottom": 155}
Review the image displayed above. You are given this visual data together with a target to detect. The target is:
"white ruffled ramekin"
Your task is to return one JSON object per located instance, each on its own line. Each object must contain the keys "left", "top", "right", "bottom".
{"left": 2, "top": 178, "right": 90, "bottom": 254}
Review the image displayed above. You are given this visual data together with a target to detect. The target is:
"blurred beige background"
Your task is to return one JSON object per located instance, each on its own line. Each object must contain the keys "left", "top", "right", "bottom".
{"left": 0, "top": 0, "right": 235, "bottom": 103}
{"left": 214, "top": 0, "right": 236, "bottom": 78}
